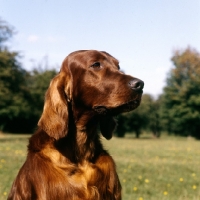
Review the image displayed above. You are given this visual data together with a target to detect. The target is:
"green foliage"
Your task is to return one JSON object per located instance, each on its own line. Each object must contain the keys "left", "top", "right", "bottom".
{"left": 161, "top": 47, "right": 200, "bottom": 139}
{"left": 0, "top": 18, "right": 57, "bottom": 133}
{"left": 0, "top": 63, "right": 57, "bottom": 132}
{"left": 137, "top": 94, "right": 161, "bottom": 137}
{"left": 0, "top": 20, "right": 25, "bottom": 132}
{"left": 0, "top": 22, "right": 32, "bottom": 132}
{"left": 27, "top": 68, "right": 57, "bottom": 118}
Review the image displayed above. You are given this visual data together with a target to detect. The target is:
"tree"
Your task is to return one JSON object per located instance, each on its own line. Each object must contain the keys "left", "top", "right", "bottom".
{"left": 0, "top": 18, "right": 32, "bottom": 132}
{"left": 115, "top": 113, "right": 129, "bottom": 137}
{"left": 0, "top": 18, "right": 57, "bottom": 133}
{"left": 161, "top": 47, "right": 200, "bottom": 139}
{"left": 27, "top": 68, "right": 57, "bottom": 118}
{"left": 0, "top": 18, "right": 14, "bottom": 49}
{"left": 139, "top": 94, "right": 161, "bottom": 137}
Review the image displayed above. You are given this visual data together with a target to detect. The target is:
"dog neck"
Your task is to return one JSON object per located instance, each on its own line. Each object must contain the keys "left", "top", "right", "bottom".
{"left": 74, "top": 112, "right": 102, "bottom": 162}
{"left": 50, "top": 106, "right": 102, "bottom": 163}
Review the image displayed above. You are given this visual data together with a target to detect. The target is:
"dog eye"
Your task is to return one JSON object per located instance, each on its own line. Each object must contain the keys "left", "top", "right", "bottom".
{"left": 91, "top": 62, "right": 101, "bottom": 69}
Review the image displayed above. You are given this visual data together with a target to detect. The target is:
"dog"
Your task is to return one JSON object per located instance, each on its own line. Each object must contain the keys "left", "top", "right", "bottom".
{"left": 8, "top": 50, "right": 144, "bottom": 200}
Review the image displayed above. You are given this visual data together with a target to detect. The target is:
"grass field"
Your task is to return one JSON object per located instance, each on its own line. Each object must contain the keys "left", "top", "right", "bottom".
{"left": 0, "top": 133, "right": 200, "bottom": 200}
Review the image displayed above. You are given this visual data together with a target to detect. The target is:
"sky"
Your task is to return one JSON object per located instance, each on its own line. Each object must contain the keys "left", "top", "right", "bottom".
{"left": 1, "top": 0, "right": 200, "bottom": 97}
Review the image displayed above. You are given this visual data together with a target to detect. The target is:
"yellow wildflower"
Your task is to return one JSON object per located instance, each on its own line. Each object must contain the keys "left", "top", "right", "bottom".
{"left": 133, "top": 187, "right": 138, "bottom": 191}
{"left": 179, "top": 178, "right": 184, "bottom": 182}
{"left": 163, "top": 191, "right": 168, "bottom": 195}
{"left": 192, "top": 185, "right": 197, "bottom": 190}
{"left": 192, "top": 173, "right": 196, "bottom": 177}
{"left": 145, "top": 179, "right": 149, "bottom": 183}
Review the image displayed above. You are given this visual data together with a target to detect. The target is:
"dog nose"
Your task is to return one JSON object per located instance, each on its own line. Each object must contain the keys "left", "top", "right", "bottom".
{"left": 129, "top": 78, "right": 144, "bottom": 91}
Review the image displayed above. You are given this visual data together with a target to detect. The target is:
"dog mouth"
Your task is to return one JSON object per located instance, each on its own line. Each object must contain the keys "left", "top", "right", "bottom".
{"left": 113, "top": 99, "right": 141, "bottom": 114}
{"left": 119, "top": 99, "right": 141, "bottom": 112}
{"left": 93, "top": 98, "right": 141, "bottom": 115}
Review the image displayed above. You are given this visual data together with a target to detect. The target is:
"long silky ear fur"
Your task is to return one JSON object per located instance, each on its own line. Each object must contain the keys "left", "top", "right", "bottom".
{"left": 38, "top": 71, "right": 71, "bottom": 140}
{"left": 100, "top": 117, "right": 117, "bottom": 140}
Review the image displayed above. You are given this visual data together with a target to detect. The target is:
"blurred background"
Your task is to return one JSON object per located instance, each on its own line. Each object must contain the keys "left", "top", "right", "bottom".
{"left": 0, "top": 0, "right": 200, "bottom": 139}
{"left": 1, "top": 1, "right": 200, "bottom": 199}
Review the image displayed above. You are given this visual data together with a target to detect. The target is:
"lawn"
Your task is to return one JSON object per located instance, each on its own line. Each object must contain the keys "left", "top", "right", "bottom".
{"left": 0, "top": 133, "right": 200, "bottom": 200}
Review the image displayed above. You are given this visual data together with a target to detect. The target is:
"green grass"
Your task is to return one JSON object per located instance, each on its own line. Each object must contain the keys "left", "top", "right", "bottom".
{"left": 0, "top": 133, "right": 200, "bottom": 200}
{"left": 0, "top": 134, "right": 29, "bottom": 199}
{"left": 103, "top": 134, "right": 200, "bottom": 200}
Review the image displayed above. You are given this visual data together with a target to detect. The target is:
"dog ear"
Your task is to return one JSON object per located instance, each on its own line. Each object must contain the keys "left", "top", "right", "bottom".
{"left": 99, "top": 117, "right": 117, "bottom": 140}
{"left": 38, "top": 70, "right": 72, "bottom": 140}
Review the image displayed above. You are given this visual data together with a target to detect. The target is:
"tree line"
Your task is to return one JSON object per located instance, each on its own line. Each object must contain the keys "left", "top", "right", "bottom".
{"left": 0, "top": 18, "right": 57, "bottom": 133}
{"left": 1, "top": 18, "right": 200, "bottom": 139}
{"left": 116, "top": 47, "right": 200, "bottom": 139}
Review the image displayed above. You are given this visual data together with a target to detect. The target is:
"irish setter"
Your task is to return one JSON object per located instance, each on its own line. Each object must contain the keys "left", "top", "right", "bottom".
{"left": 8, "top": 50, "right": 144, "bottom": 200}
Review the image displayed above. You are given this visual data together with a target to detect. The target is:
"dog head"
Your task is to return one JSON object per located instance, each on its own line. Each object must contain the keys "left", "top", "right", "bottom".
{"left": 38, "top": 50, "right": 144, "bottom": 140}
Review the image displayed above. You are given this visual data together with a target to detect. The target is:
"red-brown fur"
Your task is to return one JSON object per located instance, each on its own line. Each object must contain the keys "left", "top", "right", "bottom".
{"left": 8, "top": 50, "right": 144, "bottom": 200}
